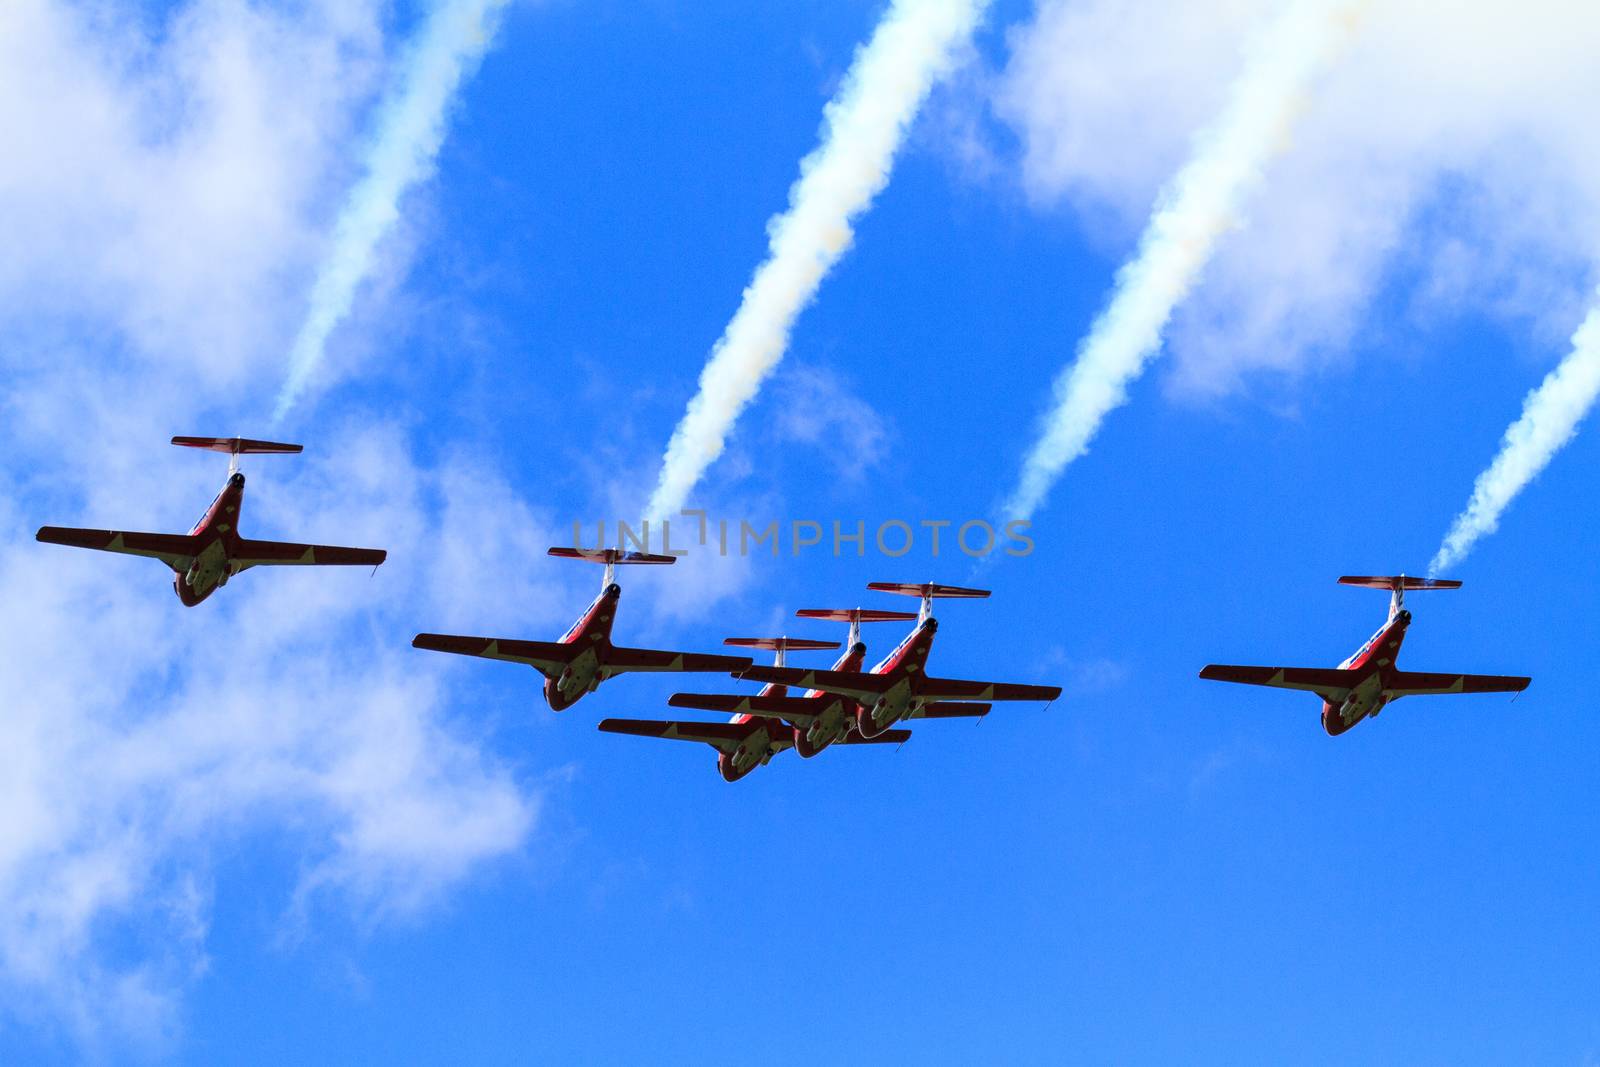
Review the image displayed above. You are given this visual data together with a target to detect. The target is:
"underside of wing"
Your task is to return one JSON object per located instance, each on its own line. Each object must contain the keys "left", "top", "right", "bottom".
{"left": 668, "top": 692, "right": 831, "bottom": 723}
{"left": 917, "top": 677, "right": 1062, "bottom": 702}
{"left": 1199, "top": 664, "right": 1362, "bottom": 702}
{"left": 597, "top": 717, "right": 755, "bottom": 752}
{"left": 738, "top": 665, "right": 892, "bottom": 704}
{"left": 232, "top": 537, "right": 386, "bottom": 569}
{"left": 604, "top": 647, "right": 754, "bottom": 675}
{"left": 1385, "top": 670, "right": 1531, "bottom": 698}
{"left": 906, "top": 701, "right": 991, "bottom": 719}
{"left": 837, "top": 729, "right": 912, "bottom": 745}
{"left": 36, "top": 526, "right": 198, "bottom": 571}
{"left": 412, "top": 633, "right": 577, "bottom": 676}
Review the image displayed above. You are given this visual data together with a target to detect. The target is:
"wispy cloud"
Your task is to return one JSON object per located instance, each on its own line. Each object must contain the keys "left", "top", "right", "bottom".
{"left": 0, "top": 1, "right": 543, "bottom": 1048}
{"left": 770, "top": 365, "right": 892, "bottom": 485}
{"left": 996, "top": 1, "right": 1600, "bottom": 398}
{"left": 645, "top": 0, "right": 989, "bottom": 519}
{"left": 1001, "top": 0, "right": 1364, "bottom": 522}
{"left": 274, "top": 0, "right": 511, "bottom": 422}
{"left": 1431, "top": 302, "right": 1600, "bottom": 572}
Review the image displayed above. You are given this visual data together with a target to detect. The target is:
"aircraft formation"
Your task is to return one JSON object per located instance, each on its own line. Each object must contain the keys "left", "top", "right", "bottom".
{"left": 34, "top": 436, "right": 1532, "bottom": 782}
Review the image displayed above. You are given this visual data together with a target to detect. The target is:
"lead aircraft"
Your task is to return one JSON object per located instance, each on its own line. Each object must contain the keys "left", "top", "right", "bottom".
{"left": 738, "top": 583, "right": 1062, "bottom": 737}
{"left": 412, "top": 548, "right": 754, "bottom": 712}
{"left": 1199, "top": 575, "right": 1531, "bottom": 735}
{"left": 598, "top": 635, "right": 915, "bottom": 782}
{"left": 36, "top": 436, "right": 387, "bottom": 606}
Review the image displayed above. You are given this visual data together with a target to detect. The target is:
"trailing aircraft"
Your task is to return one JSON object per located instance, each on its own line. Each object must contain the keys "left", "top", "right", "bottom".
{"left": 36, "top": 436, "right": 386, "bottom": 606}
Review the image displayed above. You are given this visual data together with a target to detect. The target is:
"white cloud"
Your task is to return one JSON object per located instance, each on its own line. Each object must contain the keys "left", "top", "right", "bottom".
{"left": 998, "top": 0, "right": 1364, "bottom": 523}
{"left": 0, "top": 0, "right": 547, "bottom": 1048}
{"left": 0, "top": 426, "right": 546, "bottom": 1045}
{"left": 0, "top": 0, "right": 386, "bottom": 387}
{"left": 997, "top": 0, "right": 1600, "bottom": 394}
{"left": 769, "top": 364, "right": 893, "bottom": 485}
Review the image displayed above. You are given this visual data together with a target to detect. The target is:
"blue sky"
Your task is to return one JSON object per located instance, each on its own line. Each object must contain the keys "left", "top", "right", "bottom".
{"left": 2, "top": 0, "right": 1599, "bottom": 1063}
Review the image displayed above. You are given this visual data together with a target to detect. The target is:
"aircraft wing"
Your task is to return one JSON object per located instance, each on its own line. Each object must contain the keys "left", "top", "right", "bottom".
{"left": 597, "top": 717, "right": 762, "bottom": 753}
{"left": 412, "top": 633, "right": 578, "bottom": 676}
{"left": 838, "top": 729, "right": 912, "bottom": 744}
{"left": 232, "top": 537, "right": 386, "bottom": 570}
{"left": 917, "top": 677, "right": 1061, "bottom": 702}
{"left": 1199, "top": 664, "right": 1362, "bottom": 702}
{"left": 738, "top": 665, "right": 893, "bottom": 704}
{"left": 668, "top": 692, "right": 833, "bottom": 724}
{"left": 36, "top": 526, "right": 198, "bottom": 571}
{"left": 906, "top": 701, "right": 991, "bottom": 719}
{"left": 603, "top": 647, "right": 753, "bottom": 676}
{"left": 1384, "top": 671, "right": 1531, "bottom": 698}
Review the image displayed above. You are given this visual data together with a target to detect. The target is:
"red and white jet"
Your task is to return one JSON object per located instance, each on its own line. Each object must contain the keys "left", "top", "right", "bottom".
{"left": 412, "top": 547, "right": 754, "bottom": 712}
{"left": 1199, "top": 575, "right": 1531, "bottom": 735}
{"left": 36, "top": 436, "right": 387, "bottom": 607}
{"left": 737, "top": 582, "right": 1062, "bottom": 738}
{"left": 598, "top": 634, "right": 919, "bottom": 782}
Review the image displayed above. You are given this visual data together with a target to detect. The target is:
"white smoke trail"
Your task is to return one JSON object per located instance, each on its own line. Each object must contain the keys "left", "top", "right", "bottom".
{"left": 1001, "top": 0, "right": 1363, "bottom": 523}
{"left": 274, "top": 0, "right": 509, "bottom": 422}
{"left": 645, "top": 0, "right": 989, "bottom": 519}
{"left": 1431, "top": 301, "right": 1600, "bottom": 573}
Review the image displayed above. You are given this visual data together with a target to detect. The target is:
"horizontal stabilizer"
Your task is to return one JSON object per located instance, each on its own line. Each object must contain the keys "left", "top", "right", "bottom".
{"left": 1338, "top": 575, "right": 1461, "bottom": 592}
{"left": 795, "top": 608, "right": 917, "bottom": 624}
{"left": 547, "top": 547, "right": 676, "bottom": 566}
{"left": 171, "top": 436, "right": 302, "bottom": 455}
{"left": 724, "top": 637, "right": 840, "bottom": 652}
{"left": 867, "top": 582, "right": 989, "bottom": 600}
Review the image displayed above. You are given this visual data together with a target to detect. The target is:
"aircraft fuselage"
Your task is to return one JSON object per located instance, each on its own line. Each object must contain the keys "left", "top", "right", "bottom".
{"left": 1321, "top": 610, "right": 1412, "bottom": 735}
{"left": 174, "top": 472, "right": 248, "bottom": 606}
{"left": 856, "top": 618, "right": 938, "bottom": 738}
{"left": 543, "top": 584, "right": 621, "bottom": 711}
